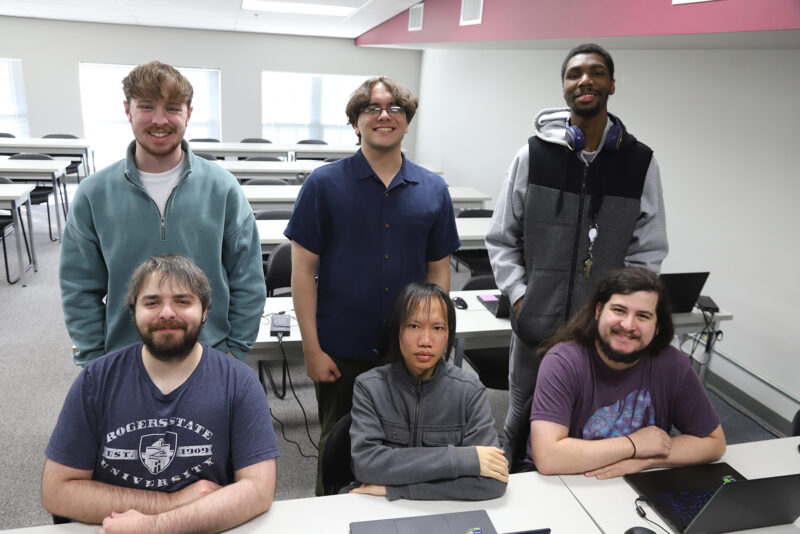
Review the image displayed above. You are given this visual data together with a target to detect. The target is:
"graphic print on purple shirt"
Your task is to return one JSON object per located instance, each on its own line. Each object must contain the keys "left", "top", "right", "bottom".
{"left": 582, "top": 389, "right": 655, "bottom": 439}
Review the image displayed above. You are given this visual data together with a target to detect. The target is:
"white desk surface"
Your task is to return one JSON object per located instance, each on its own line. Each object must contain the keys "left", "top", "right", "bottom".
{"left": 244, "top": 185, "right": 491, "bottom": 210}
{"left": 218, "top": 159, "right": 327, "bottom": 178}
{"left": 0, "top": 160, "right": 68, "bottom": 174}
{"left": 190, "top": 142, "right": 359, "bottom": 161}
{"left": 559, "top": 436, "right": 800, "bottom": 534}
{"left": 0, "top": 183, "right": 35, "bottom": 201}
{"left": 0, "top": 137, "right": 93, "bottom": 151}
{"left": 255, "top": 217, "right": 490, "bottom": 252}
{"left": 2, "top": 472, "right": 597, "bottom": 533}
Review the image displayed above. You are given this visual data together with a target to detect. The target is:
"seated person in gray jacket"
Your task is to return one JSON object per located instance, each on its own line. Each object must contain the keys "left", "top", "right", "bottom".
{"left": 349, "top": 282, "right": 508, "bottom": 500}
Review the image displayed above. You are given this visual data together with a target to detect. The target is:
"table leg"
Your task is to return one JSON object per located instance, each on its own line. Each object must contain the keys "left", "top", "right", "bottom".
{"left": 52, "top": 171, "right": 64, "bottom": 240}
{"left": 9, "top": 198, "right": 30, "bottom": 282}
{"left": 24, "top": 197, "right": 37, "bottom": 272}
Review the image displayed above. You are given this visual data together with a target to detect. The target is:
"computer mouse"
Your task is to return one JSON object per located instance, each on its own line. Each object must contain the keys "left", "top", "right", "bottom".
{"left": 452, "top": 296, "right": 468, "bottom": 309}
{"left": 624, "top": 527, "right": 656, "bottom": 534}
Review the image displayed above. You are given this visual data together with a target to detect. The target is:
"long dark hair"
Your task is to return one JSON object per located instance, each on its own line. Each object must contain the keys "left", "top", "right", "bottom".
{"left": 384, "top": 282, "right": 456, "bottom": 364}
{"left": 535, "top": 267, "right": 674, "bottom": 358}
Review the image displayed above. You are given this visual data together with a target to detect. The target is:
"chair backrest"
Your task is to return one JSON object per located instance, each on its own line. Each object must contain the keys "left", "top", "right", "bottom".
{"left": 457, "top": 208, "right": 494, "bottom": 219}
{"left": 265, "top": 241, "right": 292, "bottom": 297}
{"left": 510, "top": 394, "right": 536, "bottom": 473}
{"left": 245, "top": 177, "right": 288, "bottom": 186}
{"left": 792, "top": 409, "right": 800, "bottom": 437}
{"left": 245, "top": 156, "right": 282, "bottom": 162}
{"left": 321, "top": 413, "right": 354, "bottom": 495}
{"left": 461, "top": 274, "right": 497, "bottom": 291}
{"left": 190, "top": 138, "right": 220, "bottom": 142}
{"left": 241, "top": 138, "right": 271, "bottom": 143}
{"left": 323, "top": 157, "right": 342, "bottom": 163}
{"left": 43, "top": 134, "right": 78, "bottom": 139}
{"left": 194, "top": 152, "right": 217, "bottom": 161}
{"left": 254, "top": 209, "right": 293, "bottom": 220}
{"left": 296, "top": 139, "right": 327, "bottom": 145}
{"left": 0, "top": 133, "right": 15, "bottom": 138}
{"left": 9, "top": 152, "right": 54, "bottom": 160}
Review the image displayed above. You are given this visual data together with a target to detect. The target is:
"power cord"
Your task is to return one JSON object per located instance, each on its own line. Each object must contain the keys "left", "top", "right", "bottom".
{"left": 634, "top": 496, "right": 671, "bottom": 534}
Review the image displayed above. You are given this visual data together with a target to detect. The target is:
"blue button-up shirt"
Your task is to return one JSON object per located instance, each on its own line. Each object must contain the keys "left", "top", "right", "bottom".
{"left": 285, "top": 150, "right": 460, "bottom": 361}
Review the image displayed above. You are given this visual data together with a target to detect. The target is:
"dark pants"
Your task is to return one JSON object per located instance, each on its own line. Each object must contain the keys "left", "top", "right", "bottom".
{"left": 314, "top": 355, "right": 377, "bottom": 496}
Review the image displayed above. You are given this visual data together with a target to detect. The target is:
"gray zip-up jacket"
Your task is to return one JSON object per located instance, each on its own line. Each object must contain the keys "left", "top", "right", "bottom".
{"left": 350, "top": 359, "right": 507, "bottom": 501}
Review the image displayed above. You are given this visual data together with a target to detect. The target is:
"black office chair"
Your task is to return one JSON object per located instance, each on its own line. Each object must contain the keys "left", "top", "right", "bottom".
{"left": 254, "top": 209, "right": 293, "bottom": 220}
{"left": 321, "top": 413, "right": 355, "bottom": 495}
{"left": 245, "top": 177, "right": 289, "bottom": 186}
{"left": 451, "top": 209, "right": 494, "bottom": 275}
{"left": 296, "top": 139, "right": 327, "bottom": 145}
{"left": 190, "top": 138, "right": 220, "bottom": 142}
{"left": 194, "top": 152, "right": 217, "bottom": 161}
{"left": 241, "top": 138, "right": 271, "bottom": 143}
{"left": 0, "top": 178, "right": 32, "bottom": 284}
{"left": 510, "top": 395, "right": 537, "bottom": 473}
{"left": 265, "top": 241, "right": 292, "bottom": 297}
{"left": 9, "top": 153, "right": 66, "bottom": 241}
{"left": 245, "top": 156, "right": 282, "bottom": 162}
{"left": 323, "top": 157, "right": 342, "bottom": 163}
{"left": 0, "top": 132, "right": 15, "bottom": 138}
{"left": 792, "top": 409, "right": 800, "bottom": 437}
{"left": 456, "top": 275, "right": 509, "bottom": 390}
{"left": 42, "top": 134, "right": 84, "bottom": 184}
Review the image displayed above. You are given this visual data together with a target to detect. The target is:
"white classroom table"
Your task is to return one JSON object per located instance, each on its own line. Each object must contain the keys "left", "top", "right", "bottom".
{"left": 255, "top": 217, "right": 491, "bottom": 254}
{"left": 190, "top": 141, "right": 359, "bottom": 162}
{"left": 559, "top": 436, "right": 800, "bottom": 533}
{"left": 217, "top": 159, "right": 328, "bottom": 182}
{"left": 0, "top": 159, "right": 68, "bottom": 239}
{"left": 0, "top": 137, "right": 95, "bottom": 174}
{"left": 244, "top": 184, "right": 491, "bottom": 211}
{"left": 4, "top": 471, "right": 598, "bottom": 534}
{"left": 0, "top": 183, "right": 37, "bottom": 282}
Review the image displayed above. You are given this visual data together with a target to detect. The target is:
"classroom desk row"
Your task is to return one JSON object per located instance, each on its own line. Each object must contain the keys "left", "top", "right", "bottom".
{"left": 9, "top": 437, "right": 798, "bottom": 533}
{"left": 192, "top": 141, "right": 359, "bottom": 162}
{"left": 0, "top": 183, "right": 37, "bottom": 282}
{"left": 256, "top": 217, "right": 491, "bottom": 253}
{"left": 217, "top": 160, "right": 445, "bottom": 184}
{"left": 0, "top": 137, "right": 95, "bottom": 174}
{"left": 245, "top": 184, "right": 491, "bottom": 213}
{"left": 0, "top": 159, "right": 68, "bottom": 240}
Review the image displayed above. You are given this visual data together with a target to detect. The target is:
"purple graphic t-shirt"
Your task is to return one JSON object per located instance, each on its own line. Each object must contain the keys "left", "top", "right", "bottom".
{"left": 531, "top": 342, "right": 719, "bottom": 443}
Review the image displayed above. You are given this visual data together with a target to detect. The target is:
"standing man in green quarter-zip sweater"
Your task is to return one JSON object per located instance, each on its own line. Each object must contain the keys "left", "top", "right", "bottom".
{"left": 59, "top": 61, "right": 265, "bottom": 366}
{"left": 486, "top": 43, "right": 668, "bottom": 463}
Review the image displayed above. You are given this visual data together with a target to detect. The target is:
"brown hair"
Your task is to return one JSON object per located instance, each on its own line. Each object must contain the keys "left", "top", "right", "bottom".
{"left": 125, "top": 254, "right": 211, "bottom": 315}
{"left": 122, "top": 61, "right": 193, "bottom": 107}
{"left": 535, "top": 267, "right": 674, "bottom": 359}
{"left": 345, "top": 77, "right": 418, "bottom": 140}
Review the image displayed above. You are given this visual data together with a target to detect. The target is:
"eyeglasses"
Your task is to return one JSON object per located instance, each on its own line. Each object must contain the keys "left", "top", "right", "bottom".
{"left": 361, "top": 105, "right": 405, "bottom": 117}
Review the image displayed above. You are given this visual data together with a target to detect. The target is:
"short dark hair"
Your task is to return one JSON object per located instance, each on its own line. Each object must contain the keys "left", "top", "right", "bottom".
{"left": 536, "top": 267, "right": 673, "bottom": 358}
{"left": 122, "top": 61, "right": 194, "bottom": 108}
{"left": 345, "top": 77, "right": 419, "bottom": 141}
{"left": 125, "top": 254, "right": 211, "bottom": 315}
{"left": 561, "top": 43, "right": 615, "bottom": 81}
{"left": 384, "top": 282, "right": 456, "bottom": 365}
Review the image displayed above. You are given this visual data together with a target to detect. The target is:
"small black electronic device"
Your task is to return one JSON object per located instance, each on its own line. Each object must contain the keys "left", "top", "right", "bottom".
{"left": 270, "top": 313, "right": 291, "bottom": 337}
{"left": 695, "top": 295, "right": 719, "bottom": 313}
{"left": 453, "top": 296, "right": 468, "bottom": 310}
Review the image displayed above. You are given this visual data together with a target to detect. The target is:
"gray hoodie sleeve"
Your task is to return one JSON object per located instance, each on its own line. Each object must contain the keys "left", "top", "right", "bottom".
{"left": 624, "top": 155, "right": 668, "bottom": 271}
{"left": 485, "top": 144, "right": 530, "bottom": 307}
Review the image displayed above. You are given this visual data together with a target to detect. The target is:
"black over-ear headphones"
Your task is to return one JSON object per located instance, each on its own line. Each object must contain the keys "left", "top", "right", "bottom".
{"left": 565, "top": 113, "right": 623, "bottom": 152}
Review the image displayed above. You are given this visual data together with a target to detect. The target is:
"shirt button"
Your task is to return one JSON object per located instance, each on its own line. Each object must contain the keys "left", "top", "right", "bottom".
{"left": 384, "top": 254, "right": 389, "bottom": 260}
{"left": 382, "top": 319, "right": 386, "bottom": 324}
{"left": 384, "top": 287, "right": 389, "bottom": 292}
{"left": 384, "top": 223, "right": 389, "bottom": 229}
{"left": 384, "top": 193, "right": 389, "bottom": 198}
{"left": 392, "top": 432, "right": 398, "bottom": 439}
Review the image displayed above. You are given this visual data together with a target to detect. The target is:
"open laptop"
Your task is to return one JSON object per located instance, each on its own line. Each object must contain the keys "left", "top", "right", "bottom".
{"left": 659, "top": 272, "right": 709, "bottom": 313}
{"left": 625, "top": 463, "right": 800, "bottom": 533}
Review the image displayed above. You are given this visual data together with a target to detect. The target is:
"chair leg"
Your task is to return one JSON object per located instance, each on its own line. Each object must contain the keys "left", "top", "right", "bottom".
{"left": 44, "top": 196, "right": 57, "bottom": 242}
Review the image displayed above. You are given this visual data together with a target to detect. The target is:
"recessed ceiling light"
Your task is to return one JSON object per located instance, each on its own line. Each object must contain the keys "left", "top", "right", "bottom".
{"left": 241, "top": 0, "right": 357, "bottom": 17}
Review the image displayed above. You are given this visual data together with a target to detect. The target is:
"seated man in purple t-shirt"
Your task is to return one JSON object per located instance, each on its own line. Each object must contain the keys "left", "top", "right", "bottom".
{"left": 528, "top": 266, "right": 725, "bottom": 479}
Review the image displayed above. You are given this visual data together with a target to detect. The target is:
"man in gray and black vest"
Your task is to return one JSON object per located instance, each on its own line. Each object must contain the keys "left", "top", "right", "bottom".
{"left": 486, "top": 43, "right": 668, "bottom": 461}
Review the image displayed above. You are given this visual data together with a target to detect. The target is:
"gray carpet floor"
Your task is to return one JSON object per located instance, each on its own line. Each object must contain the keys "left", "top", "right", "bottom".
{"left": 0, "top": 193, "right": 774, "bottom": 529}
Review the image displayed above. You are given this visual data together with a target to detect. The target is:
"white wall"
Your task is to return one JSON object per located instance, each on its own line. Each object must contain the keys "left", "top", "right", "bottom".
{"left": 0, "top": 16, "right": 422, "bottom": 157}
{"left": 416, "top": 46, "right": 800, "bottom": 422}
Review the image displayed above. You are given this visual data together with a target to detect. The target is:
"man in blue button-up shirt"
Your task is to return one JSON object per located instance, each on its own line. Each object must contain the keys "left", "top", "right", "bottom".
{"left": 285, "top": 77, "right": 460, "bottom": 495}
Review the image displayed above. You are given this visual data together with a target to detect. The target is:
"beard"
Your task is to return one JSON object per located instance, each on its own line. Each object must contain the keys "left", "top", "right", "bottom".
{"left": 566, "top": 92, "right": 610, "bottom": 118}
{"left": 138, "top": 319, "right": 202, "bottom": 362}
{"left": 595, "top": 323, "right": 650, "bottom": 365}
